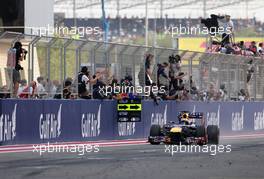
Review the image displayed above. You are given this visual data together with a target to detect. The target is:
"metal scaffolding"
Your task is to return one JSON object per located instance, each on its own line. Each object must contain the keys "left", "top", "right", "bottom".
{"left": 0, "top": 31, "right": 264, "bottom": 100}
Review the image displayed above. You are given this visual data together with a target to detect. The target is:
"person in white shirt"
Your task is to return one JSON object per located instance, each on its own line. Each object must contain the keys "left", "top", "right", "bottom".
{"left": 36, "top": 76, "right": 46, "bottom": 98}
{"left": 222, "top": 15, "right": 234, "bottom": 45}
{"left": 17, "top": 79, "right": 27, "bottom": 96}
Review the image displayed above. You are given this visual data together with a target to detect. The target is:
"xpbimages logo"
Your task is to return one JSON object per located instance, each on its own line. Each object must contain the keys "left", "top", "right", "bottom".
{"left": 164, "top": 24, "right": 232, "bottom": 37}
{"left": 99, "top": 84, "right": 166, "bottom": 97}
{"left": 164, "top": 143, "right": 232, "bottom": 156}
{"left": 32, "top": 142, "right": 100, "bottom": 156}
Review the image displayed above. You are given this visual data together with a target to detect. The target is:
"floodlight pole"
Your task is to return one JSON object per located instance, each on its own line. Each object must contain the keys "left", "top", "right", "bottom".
{"left": 145, "top": 0, "right": 148, "bottom": 46}
{"left": 245, "top": 0, "right": 248, "bottom": 20}
{"left": 153, "top": 9, "right": 157, "bottom": 47}
{"left": 203, "top": 0, "right": 206, "bottom": 18}
{"left": 160, "top": 0, "right": 163, "bottom": 19}
{"left": 73, "top": 0, "right": 77, "bottom": 27}
{"left": 117, "top": 0, "right": 121, "bottom": 41}
{"left": 101, "top": 0, "right": 109, "bottom": 42}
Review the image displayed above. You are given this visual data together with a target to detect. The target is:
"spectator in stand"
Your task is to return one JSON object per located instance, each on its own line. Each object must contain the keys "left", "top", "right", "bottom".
{"left": 18, "top": 81, "right": 37, "bottom": 98}
{"left": 225, "top": 43, "right": 235, "bottom": 54}
{"left": 219, "top": 44, "right": 227, "bottom": 54}
{"left": 36, "top": 76, "right": 46, "bottom": 98}
{"left": 222, "top": 15, "right": 234, "bottom": 46}
{"left": 179, "top": 88, "right": 191, "bottom": 101}
{"left": 169, "top": 55, "right": 186, "bottom": 91}
{"left": 63, "top": 80, "right": 72, "bottom": 99}
{"left": 257, "top": 43, "right": 264, "bottom": 55}
{"left": 238, "top": 89, "right": 249, "bottom": 101}
{"left": 109, "top": 78, "right": 119, "bottom": 99}
{"left": 50, "top": 80, "right": 60, "bottom": 97}
{"left": 157, "top": 62, "right": 170, "bottom": 89}
{"left": 238, "top": 41, "right": 248, "bottom": 55}
{"left": 190, "top": 86, "right": 199, "bottom": 100}
{"left": 247, "top": 59, "right": 255, "bottom": 83}
{"left": 145, "top": 54, "right": 154, "bottom": 86}
{"left": 8, "top": 41, "right": 27, "bottom": 97}
{"left": 207, "top": 83, "right": 216, "bottom": 101}
{"left": 233, "top": 43, "right": 242, "bottom": 55}
{"left": 92, "top": 72, "right": 106, "bottom": 99}
{"left": 249, "top": 41, "right": 257, "bottom": 55}
{"left": 238, "top": 41, "right": 246, "bottom": 50}
{"left": 17, "top": 79, "right": 27, "bottom": 96}
{"left": 138, "top": 53, "right": 154, "bottom": 86}
{"left": 158, "top": 86, "right": 177, "bottom": 100}
{"left": 78, "top": 66, "right": 101, "bottom": 99}
{"left": 219, "top": 84, "right": 228, "bottom": 101}
{"left": 0, "top": 86, "right": 10, "bottom": 99}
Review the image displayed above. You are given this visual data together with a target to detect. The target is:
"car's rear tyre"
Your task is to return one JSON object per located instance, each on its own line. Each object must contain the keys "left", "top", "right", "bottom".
{"left": 207, "top": 125, "right": 219, "bottom": 144}
{"left": 149, "top": 124, "right": 161, "bottom": 145}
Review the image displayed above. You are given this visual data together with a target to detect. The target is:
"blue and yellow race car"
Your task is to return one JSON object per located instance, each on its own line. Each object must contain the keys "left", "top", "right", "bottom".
{"left": 148, "top": 111, "right": 219, "bottom": 145}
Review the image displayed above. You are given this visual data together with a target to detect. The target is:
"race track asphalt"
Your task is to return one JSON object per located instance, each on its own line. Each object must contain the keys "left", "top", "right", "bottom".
{"left": 0, "top": 136, "right": 264, "bottom": 179}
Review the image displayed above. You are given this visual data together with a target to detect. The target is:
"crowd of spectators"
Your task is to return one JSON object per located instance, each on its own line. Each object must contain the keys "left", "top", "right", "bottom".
{"left": 211, "top": 40, "right": 264, "bottom": 57}
{"left": 0, "top": 45, "right": 253, "bottom": 102}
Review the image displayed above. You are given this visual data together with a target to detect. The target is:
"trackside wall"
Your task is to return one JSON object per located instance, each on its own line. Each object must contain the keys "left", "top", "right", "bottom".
{"left": 0, "top": 99, "right": 264, "bottom": 145}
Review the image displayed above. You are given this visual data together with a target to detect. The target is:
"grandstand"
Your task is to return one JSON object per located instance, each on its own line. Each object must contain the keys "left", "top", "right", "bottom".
{"left": 54, "top": 0, "right": 264, "bottom": 20}
{"left": 53, "top": 0, "right": 264, "bottom": 50}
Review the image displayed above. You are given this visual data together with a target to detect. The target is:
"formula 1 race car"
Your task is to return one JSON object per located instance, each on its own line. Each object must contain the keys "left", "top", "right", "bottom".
{"left": 148, "top": 111, "right": 219, "bottom": 145}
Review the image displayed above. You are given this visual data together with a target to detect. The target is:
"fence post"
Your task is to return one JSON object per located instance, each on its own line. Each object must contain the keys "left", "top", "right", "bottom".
{"left": 63, "top": 39, "right": 74, "bottom": 81}
{"left": 227, "top": 62, "right": 231, "bottom": 100}
{"left": 28, "top": 36, "right": 41, "bottom": 83}
{"left": 46, "top": 38, "right": 57, "bottom": 98}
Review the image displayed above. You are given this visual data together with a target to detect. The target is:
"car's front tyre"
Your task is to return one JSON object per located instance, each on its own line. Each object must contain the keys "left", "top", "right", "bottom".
{"left": 149, "top": 124, "right": 162, "bottom": 145}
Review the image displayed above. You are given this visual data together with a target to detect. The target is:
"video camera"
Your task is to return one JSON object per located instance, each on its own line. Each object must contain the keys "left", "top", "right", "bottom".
{"left": 201, "top": 14, "right": 224, "bottom": 35}
{"left": 22, "top": 48, "right": 28, "bottom": 60}
{"left": 15, "top": 48, "right": 28, "bottom": 71}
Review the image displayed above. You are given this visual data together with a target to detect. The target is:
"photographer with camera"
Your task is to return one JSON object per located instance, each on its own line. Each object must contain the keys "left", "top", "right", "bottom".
{"left": 201, "top": 14, "right": 234, "bottom": 47}
{"left": 221, "top": 15, "right": 234, "bottom": 45}
{"left": 157, "top": 62, "right": 170, "bottom": 89}
{"left": 7, "top": 41, "right": 27, "bottom": 97}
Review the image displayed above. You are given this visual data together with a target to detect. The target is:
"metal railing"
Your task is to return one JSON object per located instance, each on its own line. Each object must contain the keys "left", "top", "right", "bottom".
{"left": 0, "top": 31, "right": 263, "bottom": 101}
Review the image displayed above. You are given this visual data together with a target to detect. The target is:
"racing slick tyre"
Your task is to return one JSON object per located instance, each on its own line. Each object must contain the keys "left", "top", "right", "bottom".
{"left": 196, "top": 125, "right": 206, "bottom": 137}
{"left": 196, "top": 125, "right": 206, "bottom": 145}
{"left": 149, "top": 124, "right": 161, "bottom": 145}
{"left": 207, "top": 125, "right": 219, "bottom": 144}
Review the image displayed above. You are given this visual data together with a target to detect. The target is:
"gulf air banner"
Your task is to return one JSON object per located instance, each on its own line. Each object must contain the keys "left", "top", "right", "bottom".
{"left": 0, "top": 100, "right": 264, "bottom": 145}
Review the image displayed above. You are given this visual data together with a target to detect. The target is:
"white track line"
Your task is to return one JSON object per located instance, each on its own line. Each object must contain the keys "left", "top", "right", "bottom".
{"left": 1, "top": 133, "right": 264, "bottom": 154}
{"left": 0, "top": 140, "right": 147, "bottom": 154}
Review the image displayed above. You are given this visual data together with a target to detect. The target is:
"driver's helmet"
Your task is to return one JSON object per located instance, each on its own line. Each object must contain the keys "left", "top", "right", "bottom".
{"left": 179, "top": 112, "right": 191, "bottom": 125}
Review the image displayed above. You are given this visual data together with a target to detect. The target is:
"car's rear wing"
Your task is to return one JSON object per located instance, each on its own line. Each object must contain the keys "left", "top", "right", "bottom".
{"left": 178, "top": 111, "right": 204, "bottom": 119}
{"left": 189, "top": 112, "right": 204, "bottom": 119}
